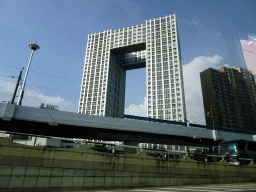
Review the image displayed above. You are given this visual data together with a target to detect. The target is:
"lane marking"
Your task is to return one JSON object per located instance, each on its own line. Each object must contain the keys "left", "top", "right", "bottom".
{"left": 161, "top": 184, "right": 256, "bottom": 191}
{"left": 226, "top": 189, "right": 256, "bottom": 192}
{"left": 161, "top": 188, "right": 220, "bottom": 192}
{"left": 163, "top": 187, "right": 229, "bottom": 190}
{"left": 131, "top": 190, "right": 175, "bottom": 192}
{"left": 131, "top": 183, "right": 256, "bottom": 192}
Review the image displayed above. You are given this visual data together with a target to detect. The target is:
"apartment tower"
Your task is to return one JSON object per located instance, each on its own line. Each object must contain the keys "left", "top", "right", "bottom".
{"left": 78, "top": 14, "right": 186, "bottom": 122}
{"left": 200, "top": 66, "right": 256, "bottom": 131}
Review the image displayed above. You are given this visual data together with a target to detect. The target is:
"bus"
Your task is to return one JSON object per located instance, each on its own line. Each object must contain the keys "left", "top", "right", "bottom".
{"left": 219, "top": 139, "right": 256, "bottom": 165}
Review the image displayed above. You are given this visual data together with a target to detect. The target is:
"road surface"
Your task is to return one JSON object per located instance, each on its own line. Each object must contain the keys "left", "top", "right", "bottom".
{"left": 72, "top": 183, "right": 256, "bottom": 192}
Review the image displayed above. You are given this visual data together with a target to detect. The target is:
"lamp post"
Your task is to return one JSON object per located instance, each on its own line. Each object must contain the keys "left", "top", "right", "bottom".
{"left": 206, "top": 106, "right": 215, "bottom": 130}
{"left": 185, "top": 115, "right": 197, "bottom": 126}
{"left": 206, "top": 105, "right": 219, "bottom": 141}
{"left": 17, "top": 43, "right": 40, "bottom": 105}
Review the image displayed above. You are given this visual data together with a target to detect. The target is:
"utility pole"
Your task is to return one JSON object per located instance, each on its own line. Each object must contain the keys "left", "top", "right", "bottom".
{"left": 10, "top": 68, "right": 24, "bottom": 104}
{"left": 9, "top": 69, "right": 24, "bottom": 142}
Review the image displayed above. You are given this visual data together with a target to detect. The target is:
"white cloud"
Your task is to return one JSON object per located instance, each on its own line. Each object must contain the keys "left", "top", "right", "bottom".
{"left": 0, "top": 79, "right": 77, "bottom": 112}
{"left": 0, "top": 79, "right": 16, "bottom": 101}
{"left": 125, "top": 96, "right": 146, "bottom": 117}
{"left": 183, "top": 55, "right": 223, "bottom": 99}
{"left": 23, "top": 88, "right": 77, "bottom": 112}
{"left": 183, "top": 55, "right": 223, "bottom": 125}
{"left": 124, "top": 55, "right": 225, "bottom": 123}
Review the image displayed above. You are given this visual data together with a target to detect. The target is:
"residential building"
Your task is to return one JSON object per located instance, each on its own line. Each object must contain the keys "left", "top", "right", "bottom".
{"left": 200, "top": 66, "right": 256, "bottom": 131}
{"left": 78, "top": 14, "right": 186, "bottom": 122}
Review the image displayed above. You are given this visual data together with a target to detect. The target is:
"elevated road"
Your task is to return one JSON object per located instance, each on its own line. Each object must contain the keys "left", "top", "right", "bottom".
{"left": 0, "top": 103, "right": 255, "bottom": 147}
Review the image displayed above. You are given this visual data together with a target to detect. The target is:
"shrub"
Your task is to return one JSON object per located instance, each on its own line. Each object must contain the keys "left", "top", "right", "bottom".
{"left": 89, "top": 144, "right": 109, "bottom": 153}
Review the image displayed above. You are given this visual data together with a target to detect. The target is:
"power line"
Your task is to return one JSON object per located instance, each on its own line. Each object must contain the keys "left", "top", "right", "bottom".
{"left": 0, "top": 78, "right": 16, "bottom": 83}
{"left": 29, "top": 69, "right": 81, "bottom": 83}
{"left": 10, "top": 94, "right": 79, "bottom": 106}
{"left": 186, "top": 111, "right": 206, "bottom": 115}
{"left": 17, "top": 89, "right": 79, "bottom": 102}
{"left": 0, "top": 78, "right": 79, "bottom": 97}
{"left": 0, "top": 87, "right": 16, "bottom": 92}
{"left": 0, "top": 74, "right": 16, "bottom": 78}
{"left": 0, "top": 82, "right": 80, "bottom": 103}
{"left": 25, "top": 84, "right": 79, "bottom": 96}
{"left": 0, "top": 92, "right": 13, "bottom": 96}
{"left": 24, "top": 95, "right": 78, "bottom": 104}
{"left": 0, "top": 64, "right": 23, "bottom": 70}
{"left": 0, "top": 81, "right": 16, "bottom": 87}
{"left": 0, "top": 85, "right": 79, "bottom": 102}
{"left": 0, "top": 92, "right": 79, "bottom": 106}
{"left": 24, "top": 86, "right": 79, "bottom": 100}
{"left": 0, "top": 64, "right": 80, "bottom": 83}
{"left": 24, "top": 91, "right": 79, "bottom": 100}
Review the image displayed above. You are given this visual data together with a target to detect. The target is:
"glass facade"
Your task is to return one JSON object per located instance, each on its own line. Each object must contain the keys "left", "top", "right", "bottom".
{"left": 79, "top": 14, "right": 186, "bottom": 121}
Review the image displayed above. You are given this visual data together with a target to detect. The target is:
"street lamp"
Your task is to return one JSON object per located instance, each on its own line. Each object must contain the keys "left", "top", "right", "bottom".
{"left": 206, "top": 105, "right": 219, "bottom": 141}
{"left": 185, "top": 115, "right": 197, "bottom": 126}
{"left": 206, "top": 106, "right": 215, "bottom": 130}
{"left": 17, "top": 43, "right": 40, "bottom": 105}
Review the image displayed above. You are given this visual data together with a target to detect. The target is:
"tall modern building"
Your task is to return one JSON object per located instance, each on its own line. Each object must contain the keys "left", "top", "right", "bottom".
{"left": 78, "top": 14, "right": 186, "bottom": 122}
{"left": 200, "top": 66, "right": 256, "bottom": 131}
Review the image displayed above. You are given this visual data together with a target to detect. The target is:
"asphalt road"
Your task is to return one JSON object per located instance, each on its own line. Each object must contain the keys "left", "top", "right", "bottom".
{"left": 74, "top": 183, "right": 256, "bottom": 192}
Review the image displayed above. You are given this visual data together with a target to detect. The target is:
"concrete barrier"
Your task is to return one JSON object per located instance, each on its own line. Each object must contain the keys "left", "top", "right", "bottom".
{"left": 0, "top": 137, "right": 256, "bottom": 191}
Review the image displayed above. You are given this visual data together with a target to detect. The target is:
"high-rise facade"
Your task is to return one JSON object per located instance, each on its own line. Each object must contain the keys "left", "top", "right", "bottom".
{"left": 200, "top": 66, "right": 256, "bottom": 131}
{"left": 78, "top": 14, "right": 186, "bottom": 122}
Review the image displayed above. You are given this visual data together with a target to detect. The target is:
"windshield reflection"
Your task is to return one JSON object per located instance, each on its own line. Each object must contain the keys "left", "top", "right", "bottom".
{"left": 220, "top": 142, "right": 238, "bottom": 156}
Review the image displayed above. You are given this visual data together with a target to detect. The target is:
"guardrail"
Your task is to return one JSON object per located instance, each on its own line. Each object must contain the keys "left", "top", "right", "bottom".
{"left": 1, "top": 131, "right": 255, "bottom": 165}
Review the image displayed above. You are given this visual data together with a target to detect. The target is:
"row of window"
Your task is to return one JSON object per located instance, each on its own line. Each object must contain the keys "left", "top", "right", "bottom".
{"left": 148, "top": 88, "right": 181, "bottom": 94}
{"left": 87, "top": 33, "right": 176, "bottom": 46}
{"left": 148, "top": 98, "right": 181, "bottom": 104}
{"left": 148, "top": 116, "right": 182, "bottom": 121}
{"left": 148, "top": 68, "right": 179, "bottom": 74}
{"left": 88, "top": 23, "right": 176, "bottom": 40}
{"left": 148, "top": 108, "right": 182, "bottom": 112}
{"left": 148, "top": 111, "right": 183, "bottom": 116}
{"left": 148, "top": 103, "right": 182, "bottom": 108}
{"left": 89, "top": 29, "right": 176, "bottom": 40}
{"left": 88, "top": 27, "right": 176, "bottom": 42}
{"left": 148, "top": 93, "right": 180, "bottom": 99}
{"left": 148, "top": 94, "right": 180, "bottom": 100}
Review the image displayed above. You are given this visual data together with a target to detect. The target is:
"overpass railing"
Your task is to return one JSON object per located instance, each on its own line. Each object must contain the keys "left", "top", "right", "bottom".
{"left": 124, "top": 115, "right": 256, "bottom": 135}
{"left": 124, "top": 114, "right": 187, "bottom": 126}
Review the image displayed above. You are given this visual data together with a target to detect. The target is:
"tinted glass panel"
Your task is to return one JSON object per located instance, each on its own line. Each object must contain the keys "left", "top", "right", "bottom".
{"left": 220, "top": 142, "right": 238, "bottom": 156}
{"left": 247, "top": 141, "right": 256, "bottom": 151}
{"left": 237, "top": 140, "right": 246, "bottom": 150}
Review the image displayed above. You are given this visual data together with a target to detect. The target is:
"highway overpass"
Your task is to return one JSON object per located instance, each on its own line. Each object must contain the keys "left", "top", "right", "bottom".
{"left": 0, "top": 103, "right": 255, "bottom": 147}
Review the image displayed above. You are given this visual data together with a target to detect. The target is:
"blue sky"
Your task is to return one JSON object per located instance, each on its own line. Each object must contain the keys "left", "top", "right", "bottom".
{"left": 0, "top": 0, "right": 255, "bottom": 125}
